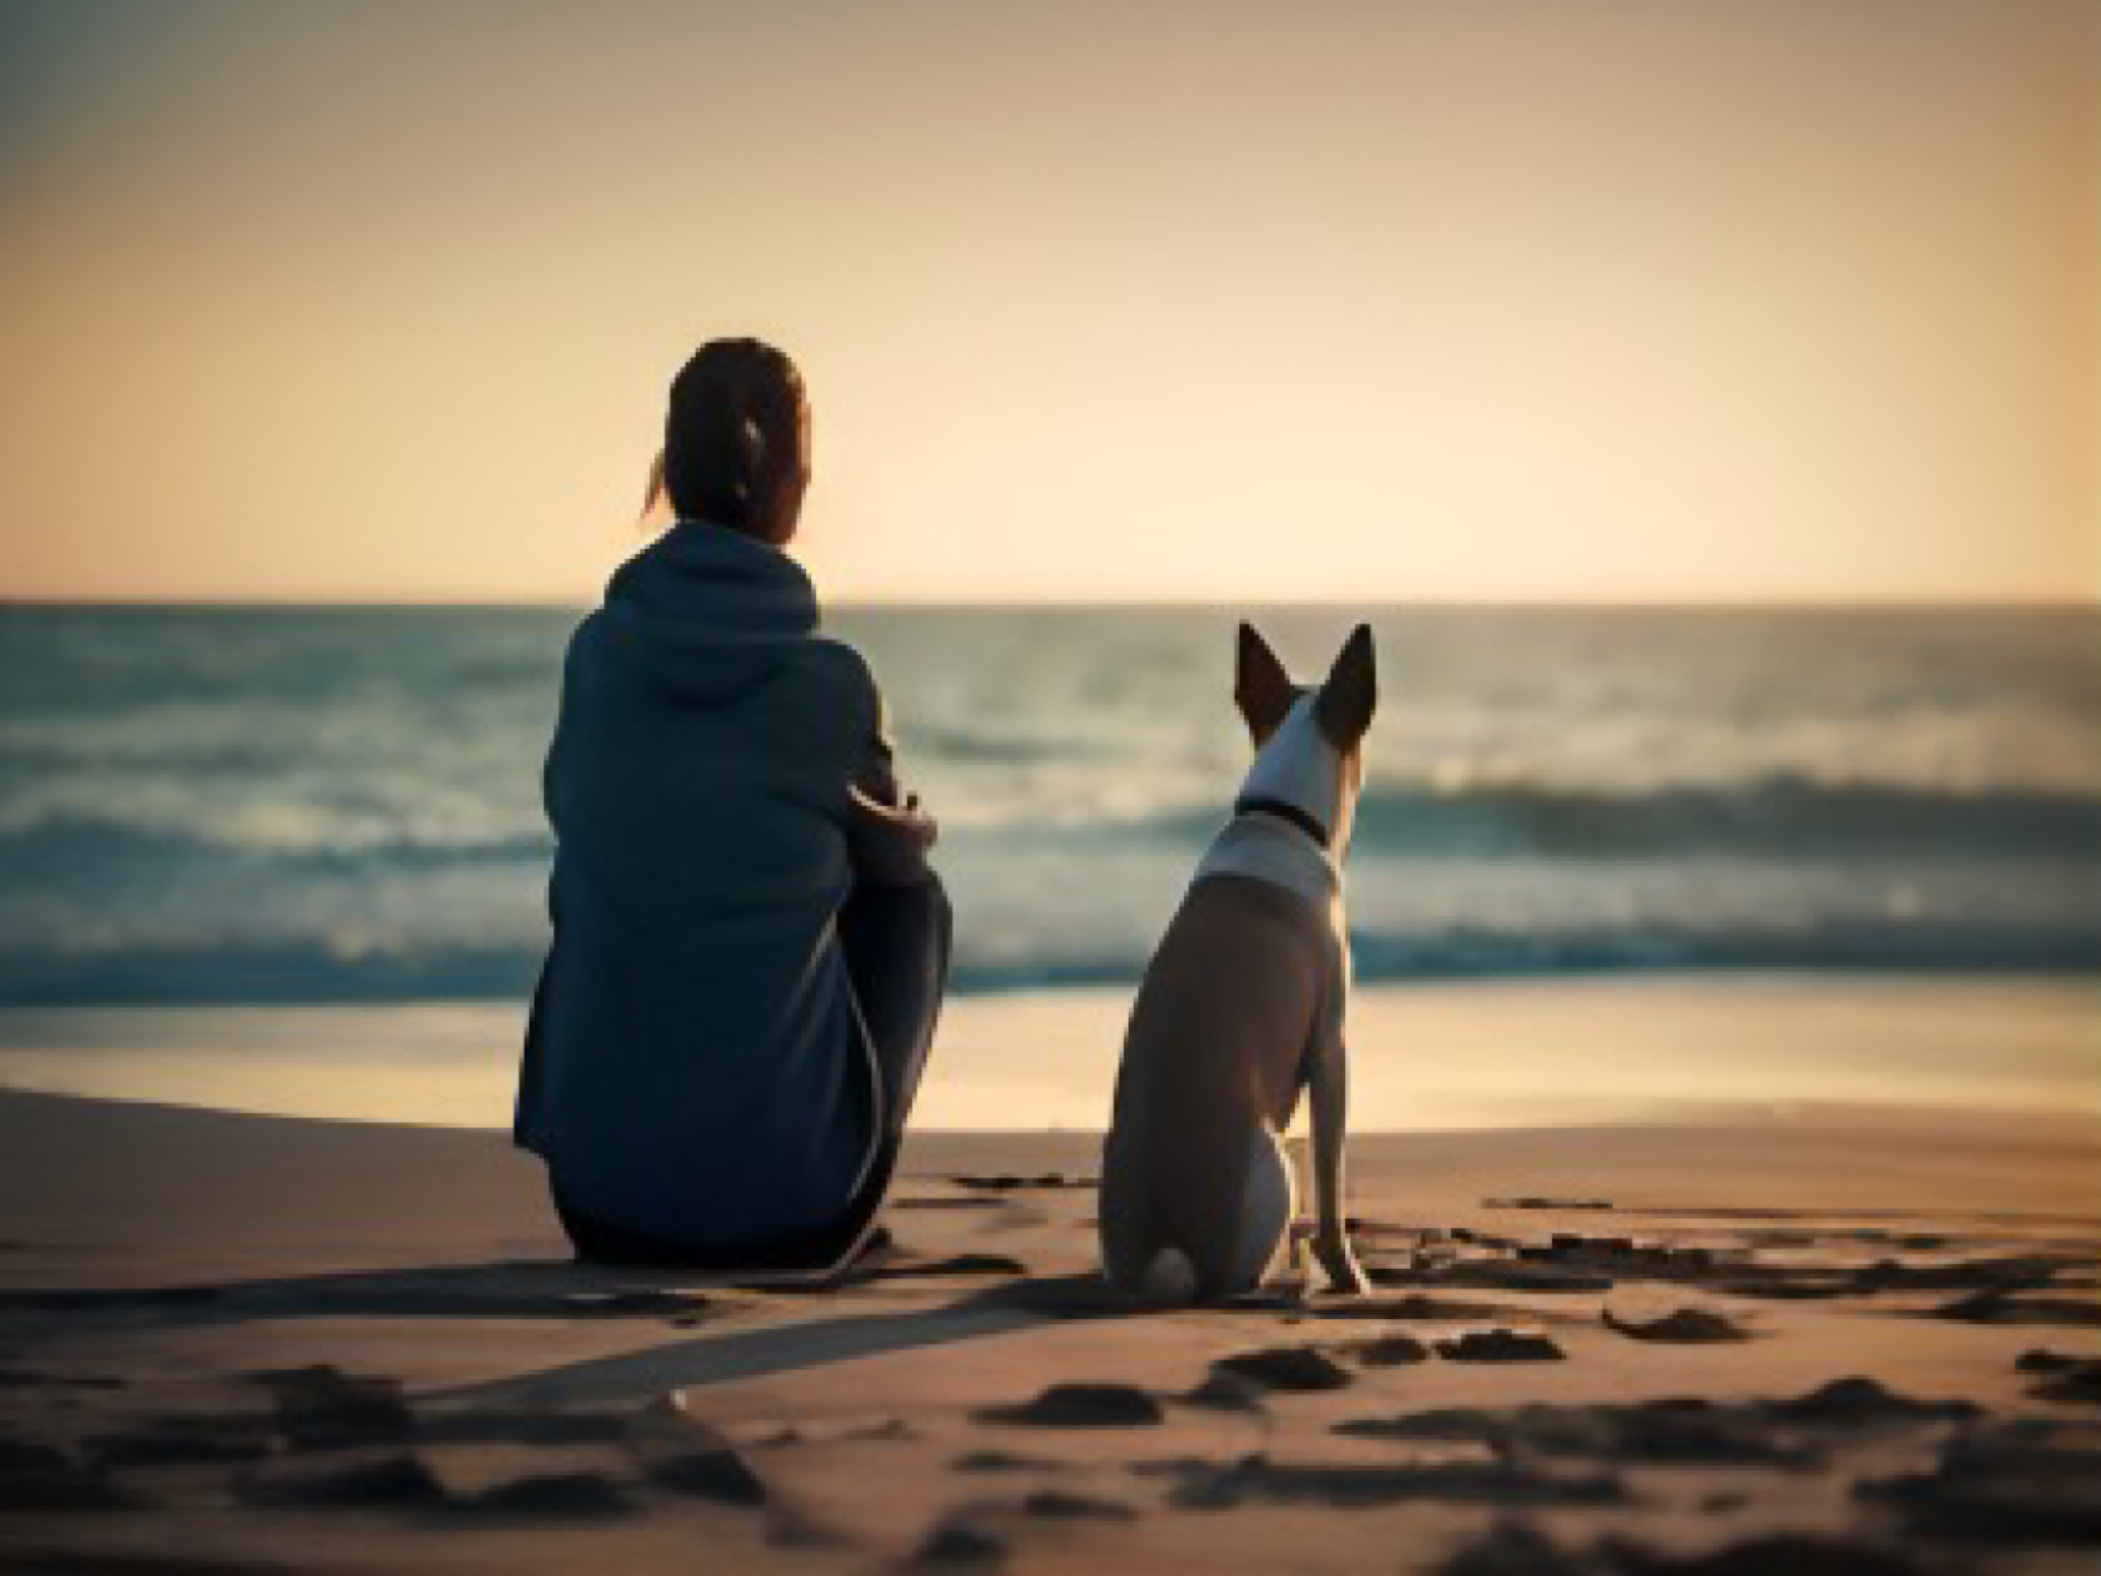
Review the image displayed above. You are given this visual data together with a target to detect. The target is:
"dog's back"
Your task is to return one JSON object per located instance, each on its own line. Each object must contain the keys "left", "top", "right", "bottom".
{"left": 1098, "top": 872, "right": 1331, "bottom": 1298}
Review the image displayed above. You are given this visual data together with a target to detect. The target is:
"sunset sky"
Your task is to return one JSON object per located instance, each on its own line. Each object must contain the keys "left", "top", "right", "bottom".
{"left": 1, "top": 1, "right": 2095, "bottom": 604}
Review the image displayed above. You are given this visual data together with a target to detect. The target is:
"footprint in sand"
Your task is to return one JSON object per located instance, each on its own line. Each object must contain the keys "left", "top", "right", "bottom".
{"left": 1601, "top": 1306, "right": 1750, "bottom": 1343}
{"left": 1021, "top": 1489, "right": 1138, "bottom": 1521}
{"left": 1154, "top": 1451, "right": 1622, "bottom": 1512}
{"left": 951, "top": 1448, "right": 1067, "bottom": 1473}
{"left": 1931, "top": 1290, "right": 2101, "bottom": 1328}
{"left": 1360, "top": 1334, "right": 1433, "bottom": 1366}
{"left": 1435, "top": 1329, "right": 1565, "bottom": 1363}
{"left": 974, "top": 1383, "right": 1164, "bottom": 1428}
{"left": 1209, "top": 1346, "right": 1356, "bottom": 1393}
{"left": 910, "top": 1517, "right": 1009, "bottom": 1567}
{"left": 1437, "top": 1523, "right": 1940, "bottom": 1576}
{"left": 2017, "top": 1349, "right": 2101, "bottom": 1405}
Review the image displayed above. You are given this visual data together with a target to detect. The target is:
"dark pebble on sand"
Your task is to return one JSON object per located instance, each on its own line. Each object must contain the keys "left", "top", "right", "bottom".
{"left": 1439, "top": 1525, "right": 1943, "bottom": 1576}
{"left": 975, "top": 1383, "right": 1164, "bottom": 1428}
{"left": 1352, "top": 1334, "right": 1431, "bottom": 1367}
{"left": 1766, "top": 1376, "right": 1976, "bottom": 1426}
{"left": 1602, "top": 1307, "right": 1749, "bottom": 1343}
{"left": 1931, "top": 1290, "right": 2101, "bottom": 1326}
{"left": 2014, "top": 1348, "right": 2085, "bottom": 1373}
{"left": 2032, "top": 1363, "right": 2101, "bottom": 1405}
{"left": 1181, "top": 1371, "right": 1268, "bottom": 1412}
{"left": 1853, "top": 1254, "right": 2068, "bottom": 1294}
{"left": 1350, "top": 1292, "right": 1521, "bottom": 1322}
{"left": 951, "top": 1449, "right": 1064, "bottom": 1473}
{"left": 1449, "top": 1263, "right": 1617, "bottom": 1293}
{"left": 2010, "top": 1346, "right": 2101, "bottom": 1404}
{"left": 1162, "top": 1451, "right": 1621, "bottom": 1511}
{"left": 1436, "top": 1329, "right": 1565, "bottom": 1363}
{"left": 1022, "top": 1489, "right": 1137, "bottom": 1521}
{"left": 1334, "top": 1408, "right": 1503, "bottom": 1444}
{"left": 1549, "top": 1234, "right": 1634, "bottom": 1257}
{"left": 1210, "top": 1346, "right": 1354, "bottom": 1393}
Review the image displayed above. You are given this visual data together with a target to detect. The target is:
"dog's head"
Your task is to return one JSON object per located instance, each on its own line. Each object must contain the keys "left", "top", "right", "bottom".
{"left": 1233, "top": 621, "right": 1378, "bottom": 853}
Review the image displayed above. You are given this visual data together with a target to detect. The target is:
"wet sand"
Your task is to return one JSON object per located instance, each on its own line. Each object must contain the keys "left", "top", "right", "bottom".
{"left": 2, "top": 976, "right": 2093, "bottom": 1133}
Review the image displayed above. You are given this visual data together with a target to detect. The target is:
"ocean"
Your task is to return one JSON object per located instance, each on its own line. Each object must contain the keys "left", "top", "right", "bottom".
{"left": 2, "top": 604, "right": 2098, "bottom": 1008}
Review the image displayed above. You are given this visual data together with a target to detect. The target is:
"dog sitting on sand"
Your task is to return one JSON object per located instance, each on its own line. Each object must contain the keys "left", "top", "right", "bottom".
{"left": 1099, "top": 622, "right": 1377, "bottom": 1302}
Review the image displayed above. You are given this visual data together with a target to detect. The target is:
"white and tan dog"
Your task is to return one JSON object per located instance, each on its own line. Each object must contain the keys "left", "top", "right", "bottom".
{"left": 1099, "top": 622, "right": 1377, "bottom": 1303}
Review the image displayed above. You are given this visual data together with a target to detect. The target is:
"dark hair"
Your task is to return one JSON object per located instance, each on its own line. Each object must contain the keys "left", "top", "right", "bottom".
{"left": 649, "top": 338, "right": 804, "bottom": 532}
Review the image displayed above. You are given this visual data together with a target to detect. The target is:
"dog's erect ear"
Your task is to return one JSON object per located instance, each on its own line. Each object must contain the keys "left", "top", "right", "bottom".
{"left": 1315, "top": 623, "right": 1377, "bottom": 748}
{"left": 1234, "top": 622, "right": 1295, "bottom": 743}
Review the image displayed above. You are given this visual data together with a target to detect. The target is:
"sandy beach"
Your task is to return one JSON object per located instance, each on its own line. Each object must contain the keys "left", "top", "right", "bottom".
{"left": 3, "top": 980, "right": 2097, "bottom": 1575}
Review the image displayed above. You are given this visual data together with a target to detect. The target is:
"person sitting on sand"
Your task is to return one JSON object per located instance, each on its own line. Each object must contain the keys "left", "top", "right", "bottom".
{"left": 514, "top": 337, "right": 950, "bottom": 1272}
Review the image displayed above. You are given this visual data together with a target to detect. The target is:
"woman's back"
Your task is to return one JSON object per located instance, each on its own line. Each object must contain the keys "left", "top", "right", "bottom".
{"left": 516, "top": 522, "right": 889, "bottom": 1249}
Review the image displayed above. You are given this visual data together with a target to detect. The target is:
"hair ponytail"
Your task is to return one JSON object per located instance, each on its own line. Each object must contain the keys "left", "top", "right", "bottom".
{"left": 640, "top": 448, "right": 667, "bottom": 521}
{"left": 660, "top": 339, "right": 803, "bottom": 533}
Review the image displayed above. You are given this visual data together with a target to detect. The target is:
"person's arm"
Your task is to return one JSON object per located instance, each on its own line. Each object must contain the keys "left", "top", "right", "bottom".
{"left": 840, "top": 663, "right": 939, "bottom": 884}
{"left": 846, "top": 784, "right": 938, "bottom": 884}
{"left": 850, "top": 716, "right": 902, "bottom": 807}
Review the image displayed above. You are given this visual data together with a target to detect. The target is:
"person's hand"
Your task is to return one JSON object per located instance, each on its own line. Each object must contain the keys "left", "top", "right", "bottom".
{"left": 1311, "top": 1223, "right": 1366, "bottom": 1296}
{"left": 846, "top": 784, "right": 939, "bottom": 884}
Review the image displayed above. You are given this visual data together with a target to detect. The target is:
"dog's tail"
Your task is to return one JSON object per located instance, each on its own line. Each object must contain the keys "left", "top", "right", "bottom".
{"left": 1133, "top": 1246, "right": 1199, "bottom": 1306}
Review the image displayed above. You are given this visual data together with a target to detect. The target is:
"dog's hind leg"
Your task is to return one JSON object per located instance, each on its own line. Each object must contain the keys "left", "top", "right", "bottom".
{"left": 1217, "top": 1126, "right": 1295, "bottom": 1295}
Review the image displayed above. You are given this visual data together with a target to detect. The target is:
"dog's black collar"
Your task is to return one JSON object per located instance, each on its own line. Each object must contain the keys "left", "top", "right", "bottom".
{"left": 1233, "top": 794, "right": 1330, "bottom": 849}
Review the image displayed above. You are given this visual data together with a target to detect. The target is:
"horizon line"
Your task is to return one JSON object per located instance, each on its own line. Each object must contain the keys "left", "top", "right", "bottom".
{"left": 4, "top": 590, "right": 2099, "bottom": 614}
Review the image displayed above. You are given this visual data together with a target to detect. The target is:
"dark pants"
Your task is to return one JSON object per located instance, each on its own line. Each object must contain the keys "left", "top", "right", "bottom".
{"left": 556, "top": 875, "right": 952, "bottom": 1272}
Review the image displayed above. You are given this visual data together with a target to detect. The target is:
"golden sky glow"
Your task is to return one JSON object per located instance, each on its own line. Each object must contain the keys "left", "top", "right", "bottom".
{"left": 1, "top": 1, "right": 2095, "bottom": 603}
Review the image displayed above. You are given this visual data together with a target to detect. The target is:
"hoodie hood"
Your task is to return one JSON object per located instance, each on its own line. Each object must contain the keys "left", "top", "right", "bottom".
{"left": 595, "top": 520, "right": 820, "bottom": 703}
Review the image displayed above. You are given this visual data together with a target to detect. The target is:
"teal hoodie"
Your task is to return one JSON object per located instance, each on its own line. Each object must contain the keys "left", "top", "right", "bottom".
{"left": 514, "top": 522, "right": 889, "bottom": 1248}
